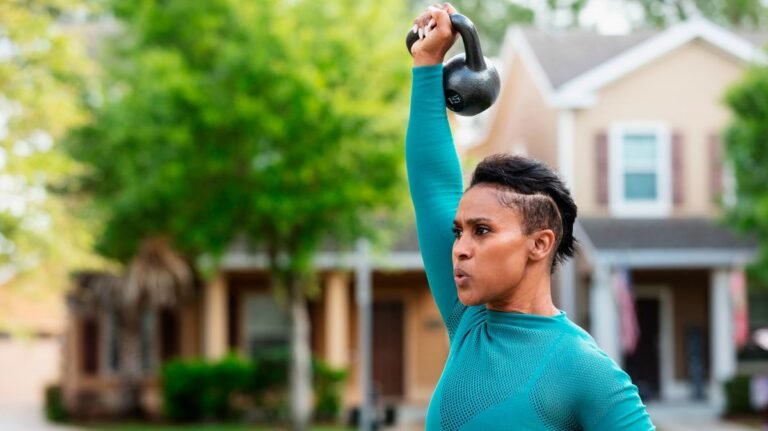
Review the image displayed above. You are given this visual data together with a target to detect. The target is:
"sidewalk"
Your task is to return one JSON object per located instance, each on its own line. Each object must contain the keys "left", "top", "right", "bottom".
{"left": 0, "top": 404, "right": 82, "bottom": 431}
{"left": 648, "top": 402, "right": 758, "bottom": 431}
{"left": 382, "top": 402, "right": 762, "bottom": 430}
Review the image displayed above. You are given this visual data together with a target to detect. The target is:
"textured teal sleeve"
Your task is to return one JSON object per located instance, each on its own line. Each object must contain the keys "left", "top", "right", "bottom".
{"left": 405, "top": 65, "right": 466, "bottom": 334}
{"left": 577, "top": 345, "right": 656, "bottom": 430}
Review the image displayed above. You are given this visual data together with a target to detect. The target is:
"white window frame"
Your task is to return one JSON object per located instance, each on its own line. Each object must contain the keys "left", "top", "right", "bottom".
{"left": 241, "top": 292, "right": 290, "bottom": 357}
{"left": 609, "top": 122, "right": 672, "bottom": 218}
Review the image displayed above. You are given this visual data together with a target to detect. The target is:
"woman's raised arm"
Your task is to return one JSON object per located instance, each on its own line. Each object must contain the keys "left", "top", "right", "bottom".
{"left": 405, "top": 4, "right": 466, "bottom": 333}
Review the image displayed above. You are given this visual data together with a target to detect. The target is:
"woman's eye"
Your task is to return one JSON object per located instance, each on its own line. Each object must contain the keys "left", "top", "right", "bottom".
{"left": 452, "top": 227, "right": 462, "bottom": 239}
{"left": 475, "top": 226, "right": 490, "bottom": 236}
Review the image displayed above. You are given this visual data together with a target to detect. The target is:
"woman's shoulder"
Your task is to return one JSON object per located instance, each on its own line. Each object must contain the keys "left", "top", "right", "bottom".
{"left": 556, "top": 318, "right": 626, "bottom": 374}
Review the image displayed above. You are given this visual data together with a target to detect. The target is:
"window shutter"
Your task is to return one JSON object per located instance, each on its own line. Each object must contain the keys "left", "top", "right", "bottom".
{"left": 709, "top": 133, "right": 723, "bottom": 202}
{"left": 671, "top": 131, "right": 684, "bottom": 206}
{"left": 596, "top": 131, "right": 609, "bottom": 206}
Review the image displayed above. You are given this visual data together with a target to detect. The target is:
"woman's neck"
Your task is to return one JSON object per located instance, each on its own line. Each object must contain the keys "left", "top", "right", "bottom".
{"left": 486, "top": 267, "right": 558, "bottom": 316}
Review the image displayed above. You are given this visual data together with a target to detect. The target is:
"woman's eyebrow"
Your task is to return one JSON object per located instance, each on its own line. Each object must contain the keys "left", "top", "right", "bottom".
{"left": 453, "top": 217, "right": 493, "bottom": 227}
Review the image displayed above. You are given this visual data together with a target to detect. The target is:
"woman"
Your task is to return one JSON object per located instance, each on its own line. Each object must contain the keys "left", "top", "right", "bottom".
{"left": 406, "top": 4, "right": 655, "bottom": 430}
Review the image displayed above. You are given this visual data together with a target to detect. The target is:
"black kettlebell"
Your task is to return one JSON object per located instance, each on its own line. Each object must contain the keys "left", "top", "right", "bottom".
{"left": 406, "top": 14, "right": 500, "bottom": 116}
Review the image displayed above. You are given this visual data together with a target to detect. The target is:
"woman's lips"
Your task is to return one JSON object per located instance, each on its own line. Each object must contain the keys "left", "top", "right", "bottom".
{"left": 454, "top": 268, "right": 470, "bottom": 287}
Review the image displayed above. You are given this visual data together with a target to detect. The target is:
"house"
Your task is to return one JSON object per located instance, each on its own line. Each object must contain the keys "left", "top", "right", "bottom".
{"left": 61, "top": 17, "right": 765, "bottom": 421}
{"left": 459, "top": 18, "right": 765, "bottom": 408}
{"left": 61, "top": 240, "right": 450, "bottom": 419}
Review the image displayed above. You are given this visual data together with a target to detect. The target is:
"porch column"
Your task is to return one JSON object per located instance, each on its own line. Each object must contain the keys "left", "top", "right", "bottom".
{"left": 325, "top": 271, "right": 350, "bottom": 368}
{"left": 203, "top": 274, "right": 228, "bottom": 359}
{"left": 710, "top": 268, "right": 736, "bottom": 411}
{"left": 558, "top": 260, "right": 577, "bottom": 318}
{"left": 590, "top": 264, "right": 622, "bottom": 365}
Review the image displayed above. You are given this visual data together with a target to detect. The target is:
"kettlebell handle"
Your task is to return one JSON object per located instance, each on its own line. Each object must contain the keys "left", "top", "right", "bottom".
{"left": 405, "top": 13, "right": 487, "bottom": 72}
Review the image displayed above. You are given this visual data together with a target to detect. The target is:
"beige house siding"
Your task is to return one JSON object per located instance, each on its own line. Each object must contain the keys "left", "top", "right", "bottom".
{"left": 573, "top": 40, "right": 745, "bottom": 217}
{"left": 467, "top": 52, "right": 558, "bottom": 169}
{"left": 344, "top": 272, "right": 448, "bottom": 406}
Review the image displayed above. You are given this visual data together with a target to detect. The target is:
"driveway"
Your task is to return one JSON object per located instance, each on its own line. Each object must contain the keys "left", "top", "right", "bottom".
{"left": 0, "top": 337, "right": 81, "bottom": 430}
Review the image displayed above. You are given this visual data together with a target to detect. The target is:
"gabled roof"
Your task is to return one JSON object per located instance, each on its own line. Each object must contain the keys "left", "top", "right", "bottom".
{"left": 504, "top": 18, "right": 768, "bottom": 108}
{"left": 522, "top": 28, "right": 657, "bottom": 89}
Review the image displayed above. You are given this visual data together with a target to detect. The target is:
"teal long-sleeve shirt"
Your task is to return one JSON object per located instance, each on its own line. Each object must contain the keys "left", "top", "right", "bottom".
{"left": 405, "top": 65, "right": 655, "bottom": 431}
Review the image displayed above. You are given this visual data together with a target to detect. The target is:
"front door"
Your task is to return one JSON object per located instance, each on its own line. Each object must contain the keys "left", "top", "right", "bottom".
{"left": 373, "top": 301, "right": 404, "bottom": 398}
{"left": 624, "top": 298, "right": 661, "bottom": 400}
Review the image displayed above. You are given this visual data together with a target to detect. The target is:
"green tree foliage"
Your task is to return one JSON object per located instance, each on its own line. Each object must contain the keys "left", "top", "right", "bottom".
{"left": 0, "top": 0, "right": 105, "bottom": 297}
{"left": 543, "top": 0, "right": 768, "bottom": 30}
{"left": 409, "top": 0, "right": 535, "bottom": 55}
{"left": 724, "top": 67, "right": 768, "bottom": 284}
{"left": 68, "top": 0, "right": 410, "bottom": 265}
{"left": 66, "top": 0, "right": 411, "bottom": 427}
{"left": 447, "top": 0, "right": 534, "bottom": 54}
{"left": 631, "top": 0, "right": 768, "bottom": 29}
{"left": 546, "top": 0, "right": 589, "bottom": 28}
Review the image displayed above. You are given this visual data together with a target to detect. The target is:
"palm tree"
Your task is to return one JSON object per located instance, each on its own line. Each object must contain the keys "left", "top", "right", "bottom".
{"left": 118, "top": 236, "right": 194, "bottom": 416}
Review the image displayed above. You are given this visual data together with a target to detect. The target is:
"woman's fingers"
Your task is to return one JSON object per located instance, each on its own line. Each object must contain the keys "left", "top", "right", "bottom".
{"left": 413, "top": 4, "right": 453, "bottom": 40}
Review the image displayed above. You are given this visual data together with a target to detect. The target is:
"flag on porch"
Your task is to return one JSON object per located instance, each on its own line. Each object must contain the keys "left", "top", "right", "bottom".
{"left": 612, "top": 268, "right": 640, "bottom": 355}
{"left": 731, "top": 267, "right": 749, "bottom": 350}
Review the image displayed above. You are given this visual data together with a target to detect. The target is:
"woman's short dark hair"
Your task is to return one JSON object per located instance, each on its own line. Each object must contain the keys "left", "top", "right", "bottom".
{"left": 469, "top": 154, "right": 577, "bottom": 271}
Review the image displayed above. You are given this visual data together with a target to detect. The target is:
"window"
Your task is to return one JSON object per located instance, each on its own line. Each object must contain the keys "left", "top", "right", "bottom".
{"left": 609, "top": 123, "right": 671, "bottom": 217}
{"left": 81, "top": 317, "right": 99, "bottom": 375}
{"left": 160, "top": 308, "right": 180, "bottom": 362}
{"left": 243, "top": 293, "right": 289, "bottom": 358}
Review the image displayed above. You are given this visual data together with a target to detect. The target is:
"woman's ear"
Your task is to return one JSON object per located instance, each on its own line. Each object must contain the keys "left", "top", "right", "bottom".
{"left": 528, "top": 229, "right": 556, "bottom": 263}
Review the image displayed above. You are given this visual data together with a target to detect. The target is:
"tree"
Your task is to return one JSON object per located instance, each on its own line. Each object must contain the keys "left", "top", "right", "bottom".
{"left": 545, "top": 0, "right": 589, "bottom": 28}
{"left": 0, "top": 0, "right": 107, "bottom": 330}
{"left": 447, "top": 0, "right": 535, "bottom": 54}
{"left": 723, "top": 67, "right": 768, "bottom": 285}
{"left": 408, "top": 0, "right": 535, "bottom": 55}
{"left": 65, "top": 0, "right": 411, "bottom": 427}
{"left": 630, "top": 0, "right": 768, "bottom": 29}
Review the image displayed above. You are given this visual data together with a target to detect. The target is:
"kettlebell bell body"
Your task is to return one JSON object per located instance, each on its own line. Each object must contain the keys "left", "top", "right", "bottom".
{"left": 406, "top": 13, "right": 500, "bottom": 116}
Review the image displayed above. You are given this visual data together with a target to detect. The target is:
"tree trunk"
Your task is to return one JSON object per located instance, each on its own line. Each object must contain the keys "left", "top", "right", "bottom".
{"left": 288, "top": 275, "right": 313, "bottom": 431}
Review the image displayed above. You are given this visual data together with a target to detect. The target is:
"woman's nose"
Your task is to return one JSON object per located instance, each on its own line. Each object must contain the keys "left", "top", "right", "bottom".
{"left": 453, "top": 236, "right": 471, "bottom": 260}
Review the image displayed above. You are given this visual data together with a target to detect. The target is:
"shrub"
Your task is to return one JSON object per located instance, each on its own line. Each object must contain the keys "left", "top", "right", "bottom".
{"left": 724, "top": 375, "right": 757, "bottom": 416}
{"left": 44, "top": 384, "right": 68, "bottom": 423}
{"left": 162, "top": 354, "right": 256, "bottom": 421}
{"left": 313, "top": 358, "right": 348, "bottom": 421}
{"left": 161, "top": 352, "right": 348, "bottom": 423}
{"left": 203, "top": 355, "right": 255, "bottom": 420}
{"left": 162, "top": 359, "right": 210, "bottom": 421}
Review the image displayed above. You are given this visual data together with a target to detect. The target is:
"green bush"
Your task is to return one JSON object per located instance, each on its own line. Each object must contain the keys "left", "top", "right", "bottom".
{"left": 204, "top": 355, "right": 255, "bottom": 420}
{"left": 313, "top": 358, "right": 348, "bottom": 421}
{"left": 249, "top": 348, "right": 290, "bottom": 421}
{"left": 162, "top": 355, "right": 254, "bottom": 421}
{"left": 724, "top": 375, "right": 757, "bottom": 416}
{"left": 44, "top": 384, "right": 68, "bottom": 423}
{"left": 250, "top": 348, "right": 289, "bottom": 392}
{"left": 162, "top": 359, "right": 210, "bottom": 421}
{"left": 161, "top": 352, "right": 348, "bottom": 423}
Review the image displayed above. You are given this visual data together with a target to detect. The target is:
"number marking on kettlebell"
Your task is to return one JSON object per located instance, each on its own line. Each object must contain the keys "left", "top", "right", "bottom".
{"left": 446, "top": 91, "right": 464, "bottom": 111}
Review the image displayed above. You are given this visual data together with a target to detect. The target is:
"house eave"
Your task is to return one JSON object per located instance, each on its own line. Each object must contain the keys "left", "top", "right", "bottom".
{"left": 592, "top": 248, "right": 756, "bottom": 269}
{"left": 220, "top": 251, "right": 425, "bottom": 272}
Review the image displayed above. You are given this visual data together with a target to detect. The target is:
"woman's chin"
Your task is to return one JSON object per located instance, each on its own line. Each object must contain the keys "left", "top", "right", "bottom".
{"left": 457, "top": 289, "right": 485, "bottom": 306}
